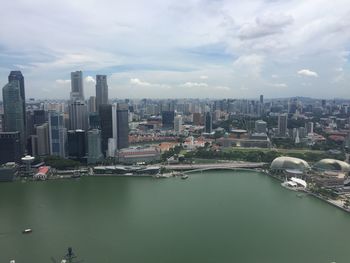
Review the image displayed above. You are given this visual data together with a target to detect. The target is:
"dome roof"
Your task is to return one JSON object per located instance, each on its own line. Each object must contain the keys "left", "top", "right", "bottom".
{"left": 270, "top": 156, "right": 310, "bottom": 171}
{"left": 313, "top": 159, "right": 350, "bottom": 172}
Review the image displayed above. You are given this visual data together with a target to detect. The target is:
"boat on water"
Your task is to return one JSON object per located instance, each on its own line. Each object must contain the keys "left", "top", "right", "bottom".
{"left": 181, "top": 174, "right": 188, "bottom": 180}
{"left": 22, "top": 229, "right": 32, "bottom": 234}
{"left": 281, "top": 177, "right": 307, "bottom": 192}
{"left": 71, "top": 171, "right": 81, "bottom": 178}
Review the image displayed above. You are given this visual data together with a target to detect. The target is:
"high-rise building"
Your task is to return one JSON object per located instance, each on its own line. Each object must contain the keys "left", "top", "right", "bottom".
{"left": 0, "top": 132, "right": 21, "bottom": 164}
{"left": 8, "top": 71, "right": 26, "bottom": 130}
{"left": 278, "top": 114, "right": 288, "bottom": 137}
{"left": 174, "top": 115, "right": 182, "bottom": 133}
{"left": 49, "top": 112, "right": 67, "bottom": 158}
{"left": 88, "top": 96, "right": 97, "bottom": 113}
{"left": 67, "top": 130, "right": 86, "bottom": 161}
{"left": 193, "top": 112, "right": 202, "bottom": 126}
{"left": 88, "top": 112, "right": 100, "bottom": 129}
{"left": 205, "top": 112, "right": 212, "bottom": 133}
{"left": 2, "top": 80, "right": 25, "bottom": 153}
{"left": 33, "top": 109, "right": 46, "bottom": 126}
{"left": 116, "top": 103, "right": 129, "bottom": 150}
{"left": 68, "top": 100, "right": 88, "bottom": 131}
{"left": 162, "top": 111, "right": 175, "bottom": 129}
{"left": 260, "top": 95, "right": 264, "bottom": 104}
{"left": 87, "top": 129, "right": 103, "bottom": 164}
{"left": 306, "top": 122, "right": 314, "bottom": 134}
{"left": 36, "top": 123, "right": 50, "bottom": 156}
{"left": 96, "top": 75, "right": 108, "bottom": 111}
{"left": 70, "top": 71, "right": 84, "bottom": 101}
{"left": 99, "top": 104, "right": 113, "bottom": 156}
{"left": 255, "top": 120, "right": 267, "bottom": 134}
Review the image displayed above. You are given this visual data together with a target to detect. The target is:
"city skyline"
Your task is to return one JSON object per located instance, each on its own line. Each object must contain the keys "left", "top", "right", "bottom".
{"left": 0, "top": 0, "right": 350, "bottom": 99}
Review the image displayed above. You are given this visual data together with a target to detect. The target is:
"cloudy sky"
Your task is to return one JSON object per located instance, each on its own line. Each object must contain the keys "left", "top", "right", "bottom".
{"left": 0, "top": 0, "right": 350, "bottom": 99}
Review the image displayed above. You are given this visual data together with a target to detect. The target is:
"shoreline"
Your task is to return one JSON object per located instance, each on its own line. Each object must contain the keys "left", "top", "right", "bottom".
{"left": 11, "top": 165, "right": 350, "bottom": 214}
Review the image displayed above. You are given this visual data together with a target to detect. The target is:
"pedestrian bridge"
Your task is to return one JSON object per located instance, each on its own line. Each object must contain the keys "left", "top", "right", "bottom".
{"left": 182, "top": 166, "right": 267, "bottom": 174}
{"left": 164, "top": 162, "right": 266, "bottom": 173}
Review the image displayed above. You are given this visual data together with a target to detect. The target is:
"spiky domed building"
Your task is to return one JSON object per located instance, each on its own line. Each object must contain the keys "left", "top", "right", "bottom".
{"left": 270, "top": 156, "right": 310, "bottom": 174}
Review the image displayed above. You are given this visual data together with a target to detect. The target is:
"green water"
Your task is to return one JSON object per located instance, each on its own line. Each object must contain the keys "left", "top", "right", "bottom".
{"left": 0, "top": 171, "right": 349, "bottom": 263}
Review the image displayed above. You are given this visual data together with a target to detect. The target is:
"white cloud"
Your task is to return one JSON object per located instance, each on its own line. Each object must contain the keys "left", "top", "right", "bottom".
{"left": 85, "top": 76, "right": 96, "bottom": 83}
{"left": 297, "top": 69, "right": 319, "bottom": 77}
{"left": 271, "top": 83, "right": 288, "bottom": 88}
{"left": 238, "top": 13, "right": 293, "bottom": 40}
{"left": 233, "top": 54, "right": 264, "bottom": 77}
{"left": 1, "top": 0, "right": 350, "bottom": 98}
{"left": 130, "top": 78, "right": 151, "bottom": 86}
{"left": 214, "top": 86, "right": 230, "bottom": 91}
{"left": 182, "top": 82, "right": 208, "bottom": 88}
{"left": 56, "top": 79, "right": 71, "bottom": 84}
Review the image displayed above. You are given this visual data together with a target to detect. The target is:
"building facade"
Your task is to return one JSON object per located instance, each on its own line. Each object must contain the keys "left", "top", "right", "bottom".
{"left": 2, "top": 80, "right": 25, "bottom": 153}
{"left": 70, "top": 71, "right": 84, "bottom": 101}
{"left": 0, "top": 132, "right": 21, "bottom": 164}
{"left": 49, "top": 112, "right": 67, "bottom": 158}
{"left": 96, "top": 75, "right": 108, "bottom": 111}
{"left": 87, "top": 129, "right": 103, "bottom": 164}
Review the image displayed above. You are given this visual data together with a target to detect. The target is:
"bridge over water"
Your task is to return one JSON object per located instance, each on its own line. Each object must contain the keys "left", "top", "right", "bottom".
{"left": 164, "top": 162, "right": 266, "bottom": 173}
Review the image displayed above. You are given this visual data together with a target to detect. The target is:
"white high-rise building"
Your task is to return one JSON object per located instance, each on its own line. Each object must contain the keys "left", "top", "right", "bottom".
{"left": 174, "top": 115, "right": 183, "bottom": 134}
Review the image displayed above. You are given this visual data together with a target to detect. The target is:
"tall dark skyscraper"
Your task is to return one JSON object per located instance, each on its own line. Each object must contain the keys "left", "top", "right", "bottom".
{"left": 260, "top": 95, "right": 264, "bottom": 104}
{"left": 99, "top": 104, "right": 113, "bottom": 156}
{"left": 162, "top": 111, "right": 175, "bottom": 129}
{"left": 205, "top": 112, "right": 212, "bottom": 133}
{"left": 0, "top": 131, "right": 21, "bottom": 164}
{"left": 8, "top": 71, "right": 26, "bottom": 130}
{"left": 116, "top": 103, "right": 129, "bottom": 150}
{"left": 96, "top": 75, "right": 108, "bottom": 111}
{"left": 2, "top": 80, "right": 25, "bottom": 153}
{"left": 67, "top": 130, "right": 86, "bottom": 161}
{"left": 278, "top": 114, "right": 288, "bottom": 137}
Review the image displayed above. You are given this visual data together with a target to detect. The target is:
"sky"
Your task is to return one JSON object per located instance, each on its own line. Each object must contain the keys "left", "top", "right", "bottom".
{"left": 0, "top": 0, "right": 350, "bottom": 99}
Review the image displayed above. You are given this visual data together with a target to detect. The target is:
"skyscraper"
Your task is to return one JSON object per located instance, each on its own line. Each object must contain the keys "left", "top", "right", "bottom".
{"left": 36, "top": 123, "right": 50, "bottom": 156}
{"left": 68, "top": 100, "right": 88, "bottom": 131}
{"left": 8, "top": 71, "right": 26, "bottom": 130}
{"left": 174, "top": 115, "right": 182, "bottom": 133}
{"left": 96, "top": 75, "right": 108, "bottom": 110}
{"left": 99, "top": 104, "right": 113, "bottom": 156}
{"left": 49, "top": 112, "right": 67, "bottom": 158}
{"left": 88, "top": 96, "right": 97, "bottom": 113}
{"left": 116, "top": 103, "right": 129, "bottom": 149}
{"left": 70, "top": 71, "right": 84, "bottom": 101}
{"left": 67, "top": 130, "right": 86, "bottom": 161}
{"left": 87, "top": 129, "right": 103, "bottom": 164}
{"left": 0, "top": 132, "right": 21, "bottom": 164}
{"left": 162, "top": 111, "right": 175, "bottom": 129}
{"left": 205, "top": 112, "right": 212, "bottom": 133}
{"left": 2, "top": 80, "right": 25, "bottom": 153}
{"left": 278, "top": 114, "right": 288, "bottom": 137}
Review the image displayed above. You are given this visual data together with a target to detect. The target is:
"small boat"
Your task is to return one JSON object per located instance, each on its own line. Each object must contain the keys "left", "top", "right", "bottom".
{"left": 22, "top": 229, "right": 32, "bottom": 234}
{"left": 71, "top": 171, "right": 81, "bottom": 178}
{"left": 181, "top": 174, "right": 188, "bottom": 180}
